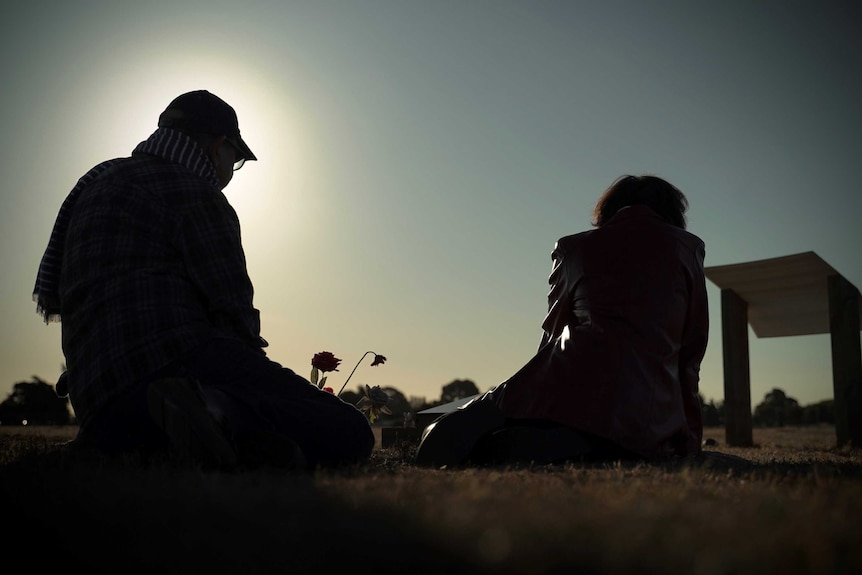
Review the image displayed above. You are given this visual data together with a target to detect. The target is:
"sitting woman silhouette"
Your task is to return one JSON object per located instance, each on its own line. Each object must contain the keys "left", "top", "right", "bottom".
{"left": 416, "top": 175, "right": 709, "bottom": 466}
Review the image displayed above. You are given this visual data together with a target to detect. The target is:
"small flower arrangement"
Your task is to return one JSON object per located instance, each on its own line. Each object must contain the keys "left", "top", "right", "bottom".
{"left": 310, "top": 350, "right": 390, "bottom": 422}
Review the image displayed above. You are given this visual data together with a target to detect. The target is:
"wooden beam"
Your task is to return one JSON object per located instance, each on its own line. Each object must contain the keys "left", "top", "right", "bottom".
{"left": 721, "top": 288, "right": 754, "bottom": 446}
{"left": 828, "top": 274, "right": 862, "bottom": 447}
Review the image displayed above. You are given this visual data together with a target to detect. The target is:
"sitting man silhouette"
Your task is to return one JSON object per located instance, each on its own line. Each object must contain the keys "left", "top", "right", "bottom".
{"left": 416, "top": 175, "right": 709, "bottom": 467}
{"left": 34, "top": 90, "right": 375, "bottom": 470}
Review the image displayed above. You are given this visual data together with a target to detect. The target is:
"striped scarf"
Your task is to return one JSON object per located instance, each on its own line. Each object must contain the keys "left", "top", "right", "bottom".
{"left": 33, "top": 128, "right": 220, "bottom": 323}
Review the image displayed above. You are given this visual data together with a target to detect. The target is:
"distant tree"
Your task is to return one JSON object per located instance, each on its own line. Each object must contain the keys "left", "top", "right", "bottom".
{"left": 408, "top": 396, "right": 428, "bottom": 411}
{"left": 339, "top": 387, "right": 363, "bottom": 406}
{"left": 801, "top": 399, "right": 835, "bottom": 425}
{"left": 699, "top": 393, "right": 724, "bottom": 426}
{"left": 377, "top": 386, "right": 412, "bottom": 424}
{"left": 0, "top": 376, "right": 71, "bottom": 425}
{"left": 440, "top": 379, "right": 479, "bottom": 405}
{"left": 411, "top": 397, "right": 437, "bottom": 412}
{"left": 753, "top": 388, "right": 803, "bottom": 427}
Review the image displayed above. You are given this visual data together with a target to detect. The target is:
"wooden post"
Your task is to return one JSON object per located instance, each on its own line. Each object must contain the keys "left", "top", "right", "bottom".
{"left": 721, "top": 288, "right": 754, "bottom": 446}
{"left": 828, "top": 274, "right": 862, "bottom": 447}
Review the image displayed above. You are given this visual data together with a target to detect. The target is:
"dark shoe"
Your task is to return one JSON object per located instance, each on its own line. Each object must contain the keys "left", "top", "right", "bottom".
{"left": 415, "top": 395, "right": 505, "bottom": 467}
{"left": 471, "top": 423, "right": 592, "bottom": 466}
{"left": 147, "top": 377, "right": 238, "bottom": 470}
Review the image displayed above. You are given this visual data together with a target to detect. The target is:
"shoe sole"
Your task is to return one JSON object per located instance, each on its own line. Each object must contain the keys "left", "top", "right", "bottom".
{"left": 415, "top": 394, "right": 505, "bottom": 467}
{"left": 147, "top": 377, "right": 238, "bottom": 469}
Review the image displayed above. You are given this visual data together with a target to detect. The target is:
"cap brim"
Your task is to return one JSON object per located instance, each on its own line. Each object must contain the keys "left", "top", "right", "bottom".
{"left": 228, "top": 135, "right": 257, "bottom": 162}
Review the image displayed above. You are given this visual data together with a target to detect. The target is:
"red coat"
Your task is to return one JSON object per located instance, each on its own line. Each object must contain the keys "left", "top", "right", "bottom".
{"left": 490, "top": 205, "right": 709, "bottom": 457}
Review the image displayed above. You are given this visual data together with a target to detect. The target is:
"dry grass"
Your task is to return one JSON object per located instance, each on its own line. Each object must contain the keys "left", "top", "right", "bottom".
{"left": 2, "top": 425, "right": 860, "bottom": 574}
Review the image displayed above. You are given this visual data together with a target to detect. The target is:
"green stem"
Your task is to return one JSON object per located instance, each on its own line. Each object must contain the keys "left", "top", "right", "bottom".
{"left": 337, "top": 351, "right": 375, "bottom": 397}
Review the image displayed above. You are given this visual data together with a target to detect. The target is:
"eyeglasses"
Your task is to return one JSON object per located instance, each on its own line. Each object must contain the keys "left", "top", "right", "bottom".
{"left": 225, "top": 138, "right": 246, "bottom": 171}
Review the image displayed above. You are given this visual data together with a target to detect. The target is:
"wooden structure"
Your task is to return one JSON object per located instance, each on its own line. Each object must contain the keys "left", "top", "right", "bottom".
{"left": 705, "top": 252, "right": 862, "bottom": 447}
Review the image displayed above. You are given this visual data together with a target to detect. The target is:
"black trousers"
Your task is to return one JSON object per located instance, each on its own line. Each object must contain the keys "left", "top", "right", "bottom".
{"left": 76, "top": 338, "right": 375, "bottom": 468}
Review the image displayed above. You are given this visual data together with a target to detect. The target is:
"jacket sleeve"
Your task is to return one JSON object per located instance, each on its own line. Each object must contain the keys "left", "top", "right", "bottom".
{"left": 539, "top": 240, "right": 574, "bottom": 350}
{"left": 177, "top": 192, "right": 266, "bottom": 353}
{"left": 678, "top": 241, "right": 709, "bottom": 453}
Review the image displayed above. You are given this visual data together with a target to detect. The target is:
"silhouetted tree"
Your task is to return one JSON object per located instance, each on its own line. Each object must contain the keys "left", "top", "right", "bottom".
{"left": 753, "top": 388, "right": 803, "bottom": 427}
{"left": 408, "top": 396, "right": 428, "bottom": 411}
{"left": 377, "top": 386, "right": 412, "bottom": 424}
{"left": 801, "top": 399, "right": 835, "bottom": 425}
{"left": 340, "top": 387, "right": 363, "bottom": 406}
{"left": 0, "top": 376, "right": 71, "bottom": 425}
{"left": 440, "top": 379, "right": 479, "bottom": 404}
{"left": 699, "top": 392, "right": 724, "bottom": 426}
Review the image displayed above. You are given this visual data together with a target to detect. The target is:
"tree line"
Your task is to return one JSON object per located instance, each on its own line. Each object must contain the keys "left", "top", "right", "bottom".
{"left": 0, "top": 376, "right": 482, "bottom": 427}
{"left": 0, "top": 375, "right": 835, "bottom": 428}
{"left": 700, "top": 388, "right": 835, "bottom": 427}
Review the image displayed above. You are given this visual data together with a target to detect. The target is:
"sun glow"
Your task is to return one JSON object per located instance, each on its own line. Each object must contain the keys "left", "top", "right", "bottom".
{"left": 85, "top": 51, "right": 317, "bottom": 247}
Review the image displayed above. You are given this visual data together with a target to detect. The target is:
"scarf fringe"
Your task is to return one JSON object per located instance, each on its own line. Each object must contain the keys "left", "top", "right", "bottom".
{"left": 33, "top": 293, "right": 61, "bottom": 323}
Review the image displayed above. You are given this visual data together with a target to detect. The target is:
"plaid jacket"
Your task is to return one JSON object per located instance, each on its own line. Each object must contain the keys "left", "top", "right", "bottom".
{"left": 50, "top": 129, "right": 265, "bottom": 425}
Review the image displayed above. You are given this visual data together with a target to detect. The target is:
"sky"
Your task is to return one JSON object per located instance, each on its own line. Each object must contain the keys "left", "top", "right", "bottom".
{"left": 1, "top": 0, "right": 860, "bottom": 414}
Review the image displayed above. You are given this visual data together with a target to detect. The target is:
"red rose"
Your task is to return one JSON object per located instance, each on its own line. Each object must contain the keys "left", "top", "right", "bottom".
{"left": 311, "top": 351, "right": 342, "bottom": 372}
{"left": 322, "top": 386, "right": 334, "bottom": 394}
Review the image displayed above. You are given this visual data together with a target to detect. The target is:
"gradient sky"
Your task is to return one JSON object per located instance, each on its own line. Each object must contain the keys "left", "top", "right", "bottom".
{"left": 2, "top": 1, "right": 860, "bottom": 413}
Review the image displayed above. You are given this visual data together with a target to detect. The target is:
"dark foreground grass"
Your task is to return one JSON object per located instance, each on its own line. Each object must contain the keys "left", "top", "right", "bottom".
{"left": 1, "top": 425, "right": 860, "bottom": 575}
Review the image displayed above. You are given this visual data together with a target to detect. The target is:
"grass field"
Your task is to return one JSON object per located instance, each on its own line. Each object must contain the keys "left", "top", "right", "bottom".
{"left": 1, "top": 424, "right": 859, "bottom": 574}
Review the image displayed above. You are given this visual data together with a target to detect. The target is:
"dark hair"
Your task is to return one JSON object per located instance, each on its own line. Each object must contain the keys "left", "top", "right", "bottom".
{"left": 592, "top": 175, "right": 689, "bottom": 229}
